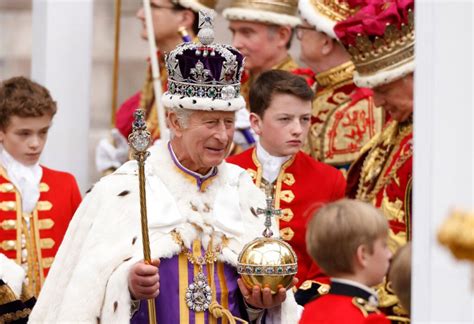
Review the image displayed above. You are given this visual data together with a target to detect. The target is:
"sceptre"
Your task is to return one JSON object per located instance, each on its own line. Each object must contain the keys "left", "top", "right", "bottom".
{"left": 128, "top": 109, "right": 156, "bottom": 324}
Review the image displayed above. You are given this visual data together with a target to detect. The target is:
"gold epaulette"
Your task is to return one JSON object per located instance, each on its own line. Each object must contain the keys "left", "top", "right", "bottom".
{"left": 299, "top": 280, "right": 330, "bottom": 295}
{"left": 352, "top": 297, "right": 381, "bottom": 317}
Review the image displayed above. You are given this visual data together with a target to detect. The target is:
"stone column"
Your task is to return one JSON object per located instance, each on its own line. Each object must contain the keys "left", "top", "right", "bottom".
{"left": 31, "top": 0, "right": 93, "bottom": 192}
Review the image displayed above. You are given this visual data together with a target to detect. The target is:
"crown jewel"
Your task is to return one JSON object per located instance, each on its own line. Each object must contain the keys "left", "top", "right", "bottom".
{"left": 163, "top": 9, "right": 245, "bottom": 111}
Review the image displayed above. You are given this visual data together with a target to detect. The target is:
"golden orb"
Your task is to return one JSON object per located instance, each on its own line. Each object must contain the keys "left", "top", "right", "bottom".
{"left": 237, "top": 237, "right": 298, "bottom": 294}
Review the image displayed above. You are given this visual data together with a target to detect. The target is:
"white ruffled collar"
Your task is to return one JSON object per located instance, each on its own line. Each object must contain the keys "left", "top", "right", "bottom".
{"left": 256, "top": 142, "right": 291, "bottom": 183}
{"left": 0, "top": 147, "right": 42, "bottom": 213}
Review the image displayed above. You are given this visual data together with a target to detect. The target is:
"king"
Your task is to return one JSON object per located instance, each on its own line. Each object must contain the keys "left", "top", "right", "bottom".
{"left": 30, "top": 9, "right": 300, "bottom": 324}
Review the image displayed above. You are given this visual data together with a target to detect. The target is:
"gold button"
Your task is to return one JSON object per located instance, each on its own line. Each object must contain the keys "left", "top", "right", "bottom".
{"left": 1, "top": 240, "right": 16, "bottom": 250}
{"left": 279, "top": 208, "right": 294, "bottom": 222}
{"left": 39, "top": 183, "right": 50, "bottom": 192}
{"left": 279, "top": 190, "right": 295, "bottom": 203}
{"left": 1, "top": 219, "right": 16, "bottom": 230}
{"left": 0, "top": 183, "right": 15, "bottom": 192}
{"left": 280, "top": 227, "right": 294, "bottom": 241}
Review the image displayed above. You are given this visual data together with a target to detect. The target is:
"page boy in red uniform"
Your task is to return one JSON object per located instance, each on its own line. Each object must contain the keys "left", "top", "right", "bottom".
{"left": 227, "top": 70, "right": 346, "bottom": 303}
{"left": 0, "top": 77, "right": 81, "bottom": 297}
{"left": 300, "top": 199, "right": 391, "bottom": 324}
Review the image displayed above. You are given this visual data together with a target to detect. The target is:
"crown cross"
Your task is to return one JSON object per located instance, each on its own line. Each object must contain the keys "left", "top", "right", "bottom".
{"left": 221, "top": 60, "right": 238, "bottom": 82}
{"left": 190, "top": 60, "right": 211, "bottom": 83}
{"left": 256, "top": 197, "right": 281, "bottom": 238}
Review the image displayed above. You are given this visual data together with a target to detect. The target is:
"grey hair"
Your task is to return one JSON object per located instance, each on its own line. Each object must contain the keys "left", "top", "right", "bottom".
{"left": 167, "top": 106, "right": 194, "bottom": 128}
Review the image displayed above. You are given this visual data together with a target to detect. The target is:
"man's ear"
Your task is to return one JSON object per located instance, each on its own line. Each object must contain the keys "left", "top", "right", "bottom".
{"left": 0, "top": 129, "right": 5, "bottom": 143}
{"left": 168, "top": 111, "right": 184, "bottom": 138}
{"left": 249, "top": 112, "right": 263, "bottom": 136}
{"left": 275, "top": 26, "right": 292, "bottom": 49}
{"left": 321, "top": 36, "right": 334, "bottom": 56}
{"left": 179, "top": 9, "right": 195, "bottom": 30}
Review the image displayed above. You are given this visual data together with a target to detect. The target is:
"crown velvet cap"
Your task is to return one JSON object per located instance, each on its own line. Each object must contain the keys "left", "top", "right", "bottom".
{"left": 334, "top": 0, "right": 415, "bottom": 88}
{"left": 162, "top": 10, "right": 246, "bottom": 111}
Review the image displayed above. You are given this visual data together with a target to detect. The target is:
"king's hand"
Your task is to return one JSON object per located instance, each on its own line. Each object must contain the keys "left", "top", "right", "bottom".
{"left": 237, "top": 277, "right": 298, "bottom": 309}
{"left": 128, "top": 259, "right": 161, "bottom": 300}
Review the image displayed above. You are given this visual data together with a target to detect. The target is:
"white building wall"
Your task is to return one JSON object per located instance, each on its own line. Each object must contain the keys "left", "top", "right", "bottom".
{"left": 413, "top": 1, "right": 474, "bottom": 323}
{"left": 31, "top": 0, "right": 93, "bottom": 192}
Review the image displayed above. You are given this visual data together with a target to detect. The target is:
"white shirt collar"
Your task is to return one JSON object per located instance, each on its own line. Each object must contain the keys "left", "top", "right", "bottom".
{"left": 0, "top": 146, "right": 42, "bottom": 213}
{"left": 255, "top": 142, "right": 291, "bottom": 183}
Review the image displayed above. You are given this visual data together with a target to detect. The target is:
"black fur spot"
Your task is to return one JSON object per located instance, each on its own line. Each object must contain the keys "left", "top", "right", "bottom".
{"left": 228, "top": 102, "right": 231, "bottom": 106}
{"left": 179, "top": 104, "right": 183, "bottom": 108}
{"left": 192, "top": 99, "right": 197, "bottom": 104}
{"left": 180, "top": 96, "right": 185, "bottom": 99}
{"left": 96, "top": 316, "right": 101, "bottom": 324}
{"left": 118, "top": 190, "right": 130, "bottom": 197}
{"left": 170, "top": 96, "right": 173, "bottom": 100}
{"left": 123, "top": 257, "right": 132, "bottom": 262}
{"left": 132, "top": 236, "right": 137, "bottom": 245}
{"left": 85, "top": 186, "right": 94, "bottom": 194}
{"left": 113, "top": 301, "right": 118, "bottom": 312}
{"left": 210, "top": 107, "right": 214, "bottom": 111}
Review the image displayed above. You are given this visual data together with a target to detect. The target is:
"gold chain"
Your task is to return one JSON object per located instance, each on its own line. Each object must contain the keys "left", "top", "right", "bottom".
{"left": 356, "top": 120, "right": 413, "bottom": 203}
{"left": 184, "top": 245, "right": 219, "bottom": 268}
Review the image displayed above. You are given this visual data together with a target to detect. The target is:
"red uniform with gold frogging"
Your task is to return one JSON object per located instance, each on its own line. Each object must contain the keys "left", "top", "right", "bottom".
{"left": 227, "top": 149, "right": 346, "bottom": 290}
{"left": 0, "top": 165, "right": 81, "bottom": 297}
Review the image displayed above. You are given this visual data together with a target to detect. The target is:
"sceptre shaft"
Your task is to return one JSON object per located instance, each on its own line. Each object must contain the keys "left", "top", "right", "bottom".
{"left": 142, "top": 0, "right": 169, "bottom": 141}
{"left": 129, "top": 109, "right": 156, "bottom": 324}
{"left": 110, "top": 0, "right": 122, "bottom": 127}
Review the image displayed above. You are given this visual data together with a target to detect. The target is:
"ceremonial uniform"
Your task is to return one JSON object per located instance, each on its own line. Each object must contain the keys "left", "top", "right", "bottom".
{"left": 306, "top": 61, "right": 383, "bottom": 174}
{"left": 239, "top": 56, "right": 313, "bottom": 106}
{"left": 299, "top": 280, "right": 390, "bottom": 324}
{"left": 335, "top": 0, "right": 415, "bottom": 321}
{"left": 115, "top": 54, "right": 168, "bottom": 142}
{"left": 0, "top": 165, "right": 81, "bottom": 297}
{"left": 0, "top": 254, "right": 36, "bottom": 324}
{"left": 227, "top": 147, "right": 346, "bottom": 290}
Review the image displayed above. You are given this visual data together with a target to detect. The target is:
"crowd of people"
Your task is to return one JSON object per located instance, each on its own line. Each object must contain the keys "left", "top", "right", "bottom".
{"left": 0, "top": 0, "right": 414, "bottom": 323}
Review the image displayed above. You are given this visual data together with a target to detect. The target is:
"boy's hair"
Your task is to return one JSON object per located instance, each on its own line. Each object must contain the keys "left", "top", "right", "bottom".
{"left": 0, "top": 76, "right": 57, "bottom": 130}
{"left": 388, "top": 242, "right": 411, "bottom": 313}
{"left": 249, "top": 70, "right": 314, "bottom": 117}
{"left": 306, "top": 199, "right": 389, "bottom": 276}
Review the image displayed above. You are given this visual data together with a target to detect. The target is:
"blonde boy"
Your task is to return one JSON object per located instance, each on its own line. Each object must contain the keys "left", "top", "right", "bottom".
{"left": 300, "top": 199, "right": 391, "bottom": 323}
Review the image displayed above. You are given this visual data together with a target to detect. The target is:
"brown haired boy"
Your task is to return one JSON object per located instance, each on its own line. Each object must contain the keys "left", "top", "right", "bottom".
{"left": 300, "top": 199, "right": 391, "bottom": 323}
{"left": 227, "top": 70, "right": 346, "bottom": 304}
{"left": 0, "top": 76, "right": 81, "bottom": 297}
{"left": 388, "top": 242, "right": 411, "bottom": 314}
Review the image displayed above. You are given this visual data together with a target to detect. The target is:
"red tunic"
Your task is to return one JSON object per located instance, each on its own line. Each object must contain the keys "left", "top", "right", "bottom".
{"left": 227, "top": 149, "right": 346, "bottom": 289}
{"left": 306, "top": 61, "right": 384, "bottom": 175}
{"left": 115, "top": 53, "right": 168, "bottom": 141}
{"left": 346, "top": 120, "right": 412, "bottom": 318}
{"left": 0, "top": 165, "right": 81, "bottom": 296}
{"left": 346, "top": 120, "right": 413, "bottom": 250}
{"left": 299, "top": 281, "right": 390, "bottom": 324}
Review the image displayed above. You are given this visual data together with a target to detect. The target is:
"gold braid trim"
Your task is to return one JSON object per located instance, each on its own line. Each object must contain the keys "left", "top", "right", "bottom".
{"left": 0, "top": 283, "right": 17, "bottom": 304}
{"left": 0, "top": 308, "right": 31, "bottom": 322}
{"left": 356, "top": 120, "right": 413, "bottom": 202}
{"left": 315, "top": 61, "right": 355, "bottom": 88}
